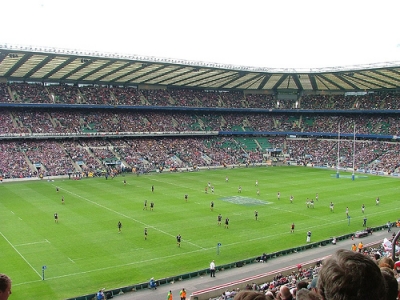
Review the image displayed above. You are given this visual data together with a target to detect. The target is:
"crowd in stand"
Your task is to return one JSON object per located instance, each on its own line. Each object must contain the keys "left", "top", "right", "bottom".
{"left": 1, "top": 83, "right": 400, "bottom": 300}
{"left": 0, "top": 82, "right": 400, "bottom": 179}
{"left": 211, "top": 261, "right": 322, "bottom": 300}
{"left": 0, "top": 111, "right": 29, "bottom": 134}
{"left": 1, "top": 109, "right": 400, "bottom": 135}
{"left": 2, "top": 82, "right": 400, "bottom": 110}
{"left": 1, "top": 107, "right": 400, "bottom": 177}
{"left": 1, "top": 135, "right": 399, "bottom": 179}
{"left": 22, "top": 140, "right": 75, "bottom": 176}
{"left": 169, "top": 89, "right": 198, "bottom": 107}
{"left": 61, "top": 140, "right": 103, "bottom": 171}
{"left": 9, "top": 82, "right": 50, "bottom": 104}
{"left": 1, "top": 109, "right": 400, "bottom": 177}
{"left": 246, "top": 94, "right": 275, "bottom": 109}
{"left": 285, "top": 139, "right": 400, "bottom": 170}
{"left": 141, "top": 89, "right": 171, "bottom": 106}
{"left": 46, "top": 84, "right": 81, "bottom": 104}
{"left": 0, "top": 141, "right": 32, "bottom": 178}
{"left": 193, "top": 90, "right": 221, "bottom": 108}
{"left": 0, "top": 82, "right": 11, "bottom": 102}
{"left": 212, "top": 245, "right": 400, "bottom": 300}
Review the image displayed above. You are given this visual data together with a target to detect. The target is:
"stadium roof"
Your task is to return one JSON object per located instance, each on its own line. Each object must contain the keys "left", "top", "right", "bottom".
{"left": 1, "top": 44, "right": 400, "bottom": 92}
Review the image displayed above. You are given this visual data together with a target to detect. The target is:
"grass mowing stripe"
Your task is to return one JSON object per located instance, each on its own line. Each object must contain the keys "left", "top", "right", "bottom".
{"left": 0, "top": 231, "right": 42, "bottom": 279}
{"left": 1, "top": 166, "right": 400, "bottom": 299}
{"left": 52, "top": 183, "right": 205, "bottom": 250}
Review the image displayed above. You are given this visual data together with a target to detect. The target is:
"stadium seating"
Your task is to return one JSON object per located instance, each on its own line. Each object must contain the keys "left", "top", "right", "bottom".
{"left": 1, "top": 86, "right": 400, "bottom": 179}
{"left": 2, "top": 82, "right": 399, "bottom": 300}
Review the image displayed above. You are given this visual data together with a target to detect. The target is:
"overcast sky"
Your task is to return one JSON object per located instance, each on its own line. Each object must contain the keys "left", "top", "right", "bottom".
{"left": 1, "top": 0, "right": 399, "bottom": 70}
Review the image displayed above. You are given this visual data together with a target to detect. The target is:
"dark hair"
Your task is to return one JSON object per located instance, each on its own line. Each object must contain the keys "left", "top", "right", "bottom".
{"left": 297, "top": 280, "right": 309, "bottom": 290}
{"left": 233, "top": 291, "right": 267, "bottom": 300}
{"left": 381, "top": 268, "right": 398, "bottom": 300}
{"left": 317, "top": 249, "right": 385, "bottom": 300}
{"left": 0, "top": 274, "right": 11, "bottom": 293}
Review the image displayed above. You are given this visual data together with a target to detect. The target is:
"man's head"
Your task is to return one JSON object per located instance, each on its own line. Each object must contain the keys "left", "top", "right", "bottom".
{"left": 0, "top": 274, "right": 12, "bottom": 300}
{"left": 233, "top": 291, "right": 267, "bottom": 300}
{"left": 279, "top": 285, "right": 292, "bottom": 300}
{"left": 381, "top": 268, "right": 398, "bottom": 300}
{"left": 296, "top": 280, "right": 309, "bottom": 290}
{"left": 379, "top": 257, "right": 395, "bottom": 269}
{"left": 317, "top": 249, "right": 385, "bottom": 300}
{"left": 297, "top": 288, "right": 322, "bottom": 300}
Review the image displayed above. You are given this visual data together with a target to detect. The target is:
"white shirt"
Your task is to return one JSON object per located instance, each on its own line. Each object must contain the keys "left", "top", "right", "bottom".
{"left": 210, "top": 261, "right": 215, "bottom": 270}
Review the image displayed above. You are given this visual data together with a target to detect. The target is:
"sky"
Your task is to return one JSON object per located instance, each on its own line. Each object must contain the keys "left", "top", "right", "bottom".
{"left": 1, "top": 0, "right": 400, "bottom": 70}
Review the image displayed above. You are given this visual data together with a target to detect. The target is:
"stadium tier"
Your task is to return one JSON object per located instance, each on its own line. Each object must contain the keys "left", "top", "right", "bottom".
{"left": 1, "top": 81, "right": 400, "bottom": 300}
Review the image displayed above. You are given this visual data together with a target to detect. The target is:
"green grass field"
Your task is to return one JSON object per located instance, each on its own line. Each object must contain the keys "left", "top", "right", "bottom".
{"left": 1, "top": 166, "right": 399, "bottom": 299}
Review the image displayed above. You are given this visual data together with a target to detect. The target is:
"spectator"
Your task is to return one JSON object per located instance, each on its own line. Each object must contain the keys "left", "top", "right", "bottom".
{"left": 317, "top": 249, "right": 385, "bottom": 300}
{"left": 277, "top": 285, "right": 293, "bottom": 300}
{"left": 149, "top": 277, "right": 157, "bottom": 290}
{"left": 296, "top": 288, "right": 322, "bottom": 300}
{"left": 378, "top": 257, "right": 395, "bottom": 270}
{"left": 96, "top": 289, "right": 105, "bottom": 300}
{"left": 233, "top": 291, "right": 267, "bottom": 300}
{"left": 380, "top": 268, "right": 398, "bottom": 300}
{"left": 0, "top": 274, "right": 12, "bottom": 300}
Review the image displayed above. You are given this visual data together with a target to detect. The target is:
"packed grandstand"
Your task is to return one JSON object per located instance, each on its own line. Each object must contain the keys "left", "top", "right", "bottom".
{"left": 0, "top": 82, "right": 400, "bottom": 181}
{"left": 1, "top": 47, "right": 400, "bottom": 300}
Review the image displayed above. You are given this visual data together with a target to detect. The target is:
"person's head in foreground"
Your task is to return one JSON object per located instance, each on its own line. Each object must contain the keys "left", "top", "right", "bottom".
{"left": 0, "top": 274, "right": 12, "bottom": 300}
{"left": 233, "top": 290, "right": 268, "bottom": 300}
{"left": 317, "top": 249, "right": 385, "bottom": 300}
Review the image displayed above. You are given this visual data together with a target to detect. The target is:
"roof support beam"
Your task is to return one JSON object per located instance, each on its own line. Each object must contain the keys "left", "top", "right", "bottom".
{"left": 24, "top": 56, "right": 54, "bottom": 79}
{"left": 272, "top": 74, "right": 288, "bottom": 90}
{"left": 308, "top": 75, "right": 318, "bottom": 90}
{"left": 42, "top": 57, "right": 76, "bottom": 79}
{"left": 3, "top": 54, "right": 30, "bottom": 78}
{"left": 76, "top": 60, "right": 115, "bottom": 82}
{"left": 332, "top": 74, "right": 358, "bottom": 90}
{"left": 319, "top": 74, "right": 346, "bottom": 90}
{"left": 257, "top": 74, "right": 272, "bottom": 90}
{"left": 370, "top": 70, "right": 400, "bottom": 85}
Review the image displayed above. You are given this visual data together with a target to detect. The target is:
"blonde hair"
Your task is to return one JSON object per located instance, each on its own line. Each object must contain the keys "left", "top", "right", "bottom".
{"left": 378, "top": 257, "right": 395, "bottom": 269}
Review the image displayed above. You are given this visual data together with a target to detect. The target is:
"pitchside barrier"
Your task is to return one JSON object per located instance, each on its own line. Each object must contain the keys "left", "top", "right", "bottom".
{"left": 66, "top": 225, "right": 388, "bottom": 300}
{"left": 189, "top": 239, "right": 383, "bottom": 300}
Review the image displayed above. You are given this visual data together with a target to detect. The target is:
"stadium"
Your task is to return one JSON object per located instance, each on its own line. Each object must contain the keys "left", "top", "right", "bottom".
{"left": 1, "top": 14, "right": 400, "bottom": 299}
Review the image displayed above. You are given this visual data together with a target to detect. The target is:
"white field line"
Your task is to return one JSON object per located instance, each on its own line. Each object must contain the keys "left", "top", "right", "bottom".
{"left": 10, "top": 211, "right": 391, "bottom": 284}
{"left": 7, "top": 181, "right": 388, "bottom": 283}
{"left": 0, "top": 231, "right": 42, "bottom": 279}
{"left": 54, "top": 185, "right": 205, "bottom": 250}
{"left": 15, "top": 240, "right": 49, "bottom": 247}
